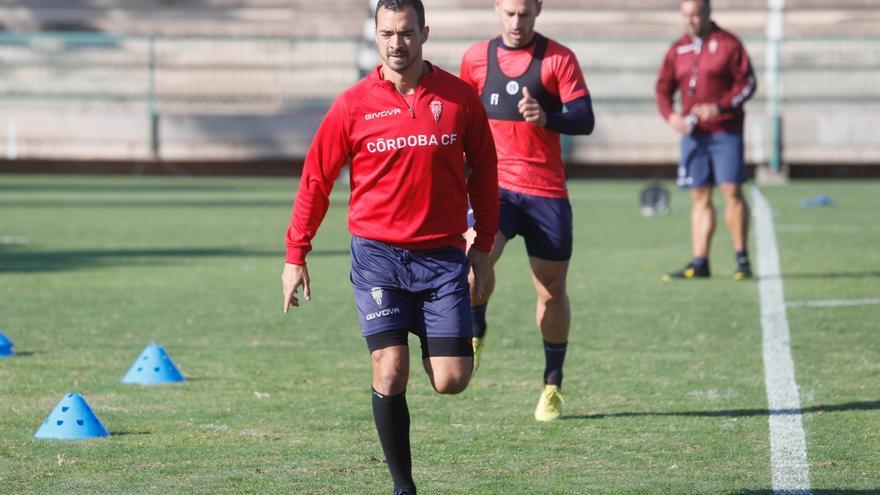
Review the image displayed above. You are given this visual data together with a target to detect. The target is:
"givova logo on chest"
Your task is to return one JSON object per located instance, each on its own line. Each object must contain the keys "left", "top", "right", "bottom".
{"left": 364, "top": 108, "right": 402, "bottom": 120}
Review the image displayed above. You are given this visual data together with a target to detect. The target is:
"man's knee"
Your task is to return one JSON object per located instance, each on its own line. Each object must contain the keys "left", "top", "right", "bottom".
{"left": 719, "top": 183, "right": 745, "bottom": 202}
{"left": 425, "top": 356, "right": 472, "bottom": 394}
{"left": 691, "top": 187, "right": 714, "bottom": 207}
{"left": 432, "top": 372, "right": 470, "bottom": 395}
{"left": 537, "top": 278, "right": 567, "bottom": 304}
{"left": 371, "top": 348, "right": 408, "bottom": 395}
{"left": 531, "top": 260, "right": 569, "bottom": 303}
{"left": 374, "top": 370, "right": 407, "bottom": 395}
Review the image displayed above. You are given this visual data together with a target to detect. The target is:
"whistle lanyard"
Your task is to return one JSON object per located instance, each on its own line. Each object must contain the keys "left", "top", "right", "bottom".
{"left": 687, "top": 38, "right": 704, "bottom": 97}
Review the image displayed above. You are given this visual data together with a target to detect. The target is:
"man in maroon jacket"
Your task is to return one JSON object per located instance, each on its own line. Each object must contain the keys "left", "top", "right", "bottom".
{"left": 281, "top": 1, "right": 498, "bottom": 493}
{"left": 656, "top": 0, "right": 757, "bottom": 281}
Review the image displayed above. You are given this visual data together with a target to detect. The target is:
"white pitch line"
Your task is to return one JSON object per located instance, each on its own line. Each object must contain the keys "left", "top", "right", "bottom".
{"left": 787, "top": 298, "right": 880, "bottom": 309}
{"left": 0, "top": 236, "right": 30, "bottom": 245}
{"left": 751, "top": 186, "right": 813, "bottom": 495}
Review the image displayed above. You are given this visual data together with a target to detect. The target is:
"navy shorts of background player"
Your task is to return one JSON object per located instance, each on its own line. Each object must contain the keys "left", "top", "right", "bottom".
{"left": 350, "top": 236, "right": 474, "bottom": 358}
{"left": 677, "top": 131, "right": 746, "bottom": 188}
{"left": 471, "top": 189, "right": 573, "bottom": 262}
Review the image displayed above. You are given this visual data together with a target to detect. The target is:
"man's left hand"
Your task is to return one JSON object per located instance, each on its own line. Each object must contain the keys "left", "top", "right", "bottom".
{"left": 467, "top": 247, "right": 491, "bottom": 300}
{"left": 518, "top": 87, "right": 547, "bottom": 127}
{"left": 692, "top": 103, "right": 721, "bottom": 121}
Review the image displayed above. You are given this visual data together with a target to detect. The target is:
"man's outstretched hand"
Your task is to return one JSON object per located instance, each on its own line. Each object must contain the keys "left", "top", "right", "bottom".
{"left": 282, "top": 263, "right": 311, "bottom": 313}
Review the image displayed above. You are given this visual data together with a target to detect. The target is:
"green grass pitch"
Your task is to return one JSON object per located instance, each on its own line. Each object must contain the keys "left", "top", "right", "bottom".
{"left": 0, "top": 175, "right": 877, "bottom": 494}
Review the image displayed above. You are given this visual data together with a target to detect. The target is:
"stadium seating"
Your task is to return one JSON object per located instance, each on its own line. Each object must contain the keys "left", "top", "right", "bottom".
{"left": 0, "top": 0, "right": 877, "bottom": 165}
{"left": 0, "top": 0, "right": 366, "bottom": 36}
{"left": 422, "top": 0, "right": 880, "bottom": 165}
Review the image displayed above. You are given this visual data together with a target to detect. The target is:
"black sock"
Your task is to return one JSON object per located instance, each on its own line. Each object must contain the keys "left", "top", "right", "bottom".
{"left": 735, "top": 249, "right": 750, "bottom": 266}
{"left": 472, "top": 303, "right": 488, "bottom": 339}
{"left": 691, "top": 256, "right": 708, "bottom": 267}
{"left": 543, "top": 340, "right": 568, "bottom": 387}
{"left": 371, "top": 388, "right": 415, "bottom": 494}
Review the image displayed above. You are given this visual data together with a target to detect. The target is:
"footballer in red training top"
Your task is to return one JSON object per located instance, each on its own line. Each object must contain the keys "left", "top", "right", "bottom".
{"left": 459, "top": 0, "right": 595, "bottom": 422}
{"left": 281, "top": 1, "right": 498, "bottom": 493}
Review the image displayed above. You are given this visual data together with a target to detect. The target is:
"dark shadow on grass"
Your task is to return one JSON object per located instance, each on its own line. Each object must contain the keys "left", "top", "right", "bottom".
{"left": 732, "top": 490, "right": 880, "bottom": 495}
{"left": 0, "top": 183, "right": 248, "bottom": 193}
{"left": 563, "top": 400, "right": 880, "bottom": 420}
{"left": 111, "top": 431, "right": 151, "bottom": 436}
{"left": 5, "top": 351, "right": 38, "bottom": 357}
{"left": 0, "top": 247, "right": 349, "bottom": 273}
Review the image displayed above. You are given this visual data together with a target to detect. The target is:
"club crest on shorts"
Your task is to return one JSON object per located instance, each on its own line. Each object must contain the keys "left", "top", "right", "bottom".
{"left": 506, "top": 80, "right": 519, "bottom": 95}
{"left": 430, "top": 100, "right": 442, "bottom": 123}
{"left": 370, "top": 287, "right": 383, "bottom": 307}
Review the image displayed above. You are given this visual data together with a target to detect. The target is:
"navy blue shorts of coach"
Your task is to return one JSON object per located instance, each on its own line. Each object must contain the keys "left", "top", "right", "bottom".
{"left": 350, "top": 236, "right": 474, "bottom": 358}
{"left": 499, "top": 188, "right": 573, "bottom": 262}
{"left": 677, "top": 132, "right": 746, "bottom": 188}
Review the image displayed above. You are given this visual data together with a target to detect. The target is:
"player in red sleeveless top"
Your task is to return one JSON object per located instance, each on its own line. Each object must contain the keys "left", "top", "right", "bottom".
{"left": 459, "top": 0, "right": 595, "bottom": 421}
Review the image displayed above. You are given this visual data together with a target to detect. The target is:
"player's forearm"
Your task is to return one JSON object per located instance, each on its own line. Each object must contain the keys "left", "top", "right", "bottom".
{"left": 544, "top": 95, "right": 594, "bottom": 135}
{"left": 286, "top": 154, "right": 345, "bottom": 264}
{"left": 470, "top": 211, "right": 499, "bottom": 253}
{"left": 285, "top": 106, "right": 351, "bottom": 264}
{"left": 286, "top": 177, "right": 332, "bottom": 265}
{"left": 466, "top": 164, "right": 499, "bottom": 252}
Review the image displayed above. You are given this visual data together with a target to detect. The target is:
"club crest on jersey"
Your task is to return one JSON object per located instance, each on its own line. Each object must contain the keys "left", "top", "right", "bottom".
{"left": 506, "top": 80, "right": 520, "bottom": 95}
{"left": 370, "top": 287, "right": 383, "bottom": 307}
{"left": 430, "top": 100, "right": 442, "bottom": 123}
{"left": 709, "top": 39, "right": 718, "bottom": 53}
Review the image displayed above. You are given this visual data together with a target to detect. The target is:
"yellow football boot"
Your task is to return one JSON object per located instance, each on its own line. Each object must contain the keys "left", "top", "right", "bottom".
{"left": 471, "top": 336, "right": 485, "bottom": 377}
{"left": 534, "top": 384, "right": 564, "bottom": 421}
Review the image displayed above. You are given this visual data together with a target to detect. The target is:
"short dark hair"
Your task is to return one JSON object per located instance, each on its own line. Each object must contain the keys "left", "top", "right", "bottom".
{"left": 375, "top": 0, "right": 426, "bottom": 31}
{"left": 683, "top": 0, "right": 711, "bottom": 11}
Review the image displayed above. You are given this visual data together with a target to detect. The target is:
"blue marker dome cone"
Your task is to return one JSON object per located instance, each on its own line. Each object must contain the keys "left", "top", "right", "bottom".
{"left": 34, "top": 393, "right": 109, "bottom": 440}
{"left": 0, "top": 332, "right": 13, "bottom": 357}
{"left": 122, "top": 342, "right": 185, "bottom": 384}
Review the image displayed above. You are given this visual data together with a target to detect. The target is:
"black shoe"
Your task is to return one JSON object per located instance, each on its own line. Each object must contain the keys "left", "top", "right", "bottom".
{"left": 662, "top": 260, "right": 711, "bottom": 281}
{"left": 734, "top": 262, "right": 753, "bottom": 281}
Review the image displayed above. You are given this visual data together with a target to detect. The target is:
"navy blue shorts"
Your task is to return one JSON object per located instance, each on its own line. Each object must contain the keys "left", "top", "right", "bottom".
{"left": 498, "top": 188, "right": 573, "bottom": 262}
{"left": 350, "top": 236, "right": 473, "bottom": 344}
{"left": 678, "top": 132, "right": 746, "bottom": 188}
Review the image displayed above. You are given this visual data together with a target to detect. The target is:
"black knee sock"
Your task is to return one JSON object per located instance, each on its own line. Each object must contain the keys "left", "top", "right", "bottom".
{"left": 472, "top": 303, "right": 488, "bottom": 339}
{"left": 371, "top": 388, "right": 416, "bottom": 494}
{"left": 691, "top": 256, "right": 708, "bottom": 267}
{"left": 543, "top": 340, "right": 568, "bottom": 387}
{"left": 735, "top": 249, "right": 750, "bottom": 266}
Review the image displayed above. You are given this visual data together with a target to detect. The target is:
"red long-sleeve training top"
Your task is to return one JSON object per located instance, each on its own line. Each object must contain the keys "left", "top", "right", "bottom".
{"left": 285, "top": 63, "right": 499, "bottom": 265}
{"left": 656, "top": 22, "right": 757, "bottom": 135}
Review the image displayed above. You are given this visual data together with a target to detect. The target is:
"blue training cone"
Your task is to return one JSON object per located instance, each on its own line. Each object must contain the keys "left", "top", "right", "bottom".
{"left": 0, "top": 332, "right": 13, "bottom": 357}
{"left": 122, "top": 342, "right": 185, "bottom": 384}
{"left": 35, "top": 393, "right": 110, "bottom": 440}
